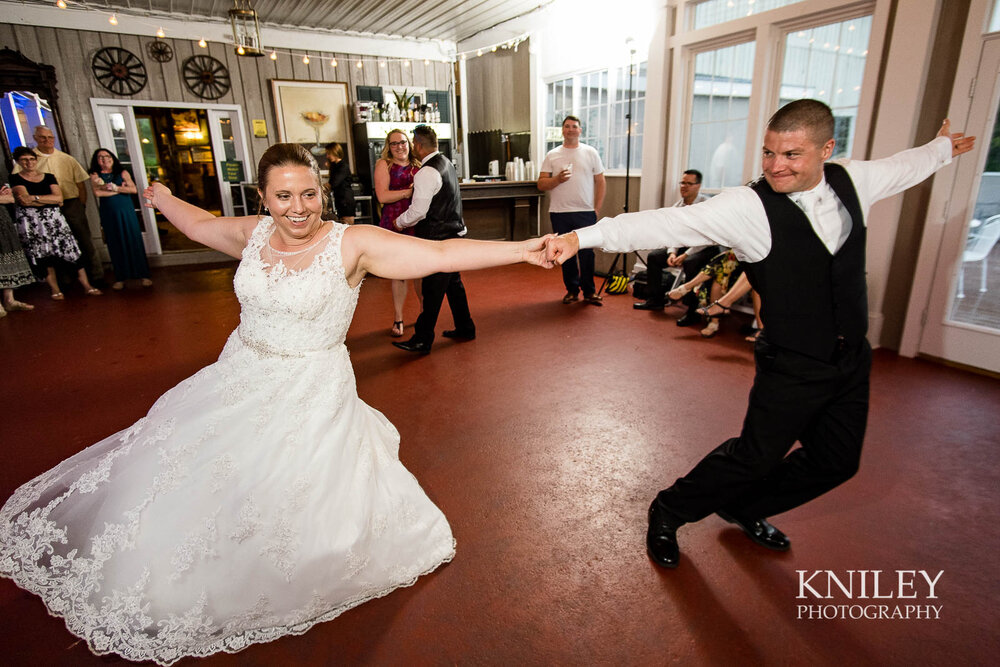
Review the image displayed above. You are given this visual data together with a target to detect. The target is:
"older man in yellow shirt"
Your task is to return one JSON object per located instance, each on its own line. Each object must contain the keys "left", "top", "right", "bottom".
{"left": 14, "top": 126, "right": 102, "bottom": 281}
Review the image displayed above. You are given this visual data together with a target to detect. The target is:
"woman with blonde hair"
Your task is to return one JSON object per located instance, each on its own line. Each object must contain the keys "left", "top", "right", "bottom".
{"left": 374, "top": 129, "right": 421, "bottom": 337}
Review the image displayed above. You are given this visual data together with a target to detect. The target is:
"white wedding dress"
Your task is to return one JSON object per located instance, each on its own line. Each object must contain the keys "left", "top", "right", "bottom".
{"left": 0, "top": 219, "right": 455, "bottom": 664}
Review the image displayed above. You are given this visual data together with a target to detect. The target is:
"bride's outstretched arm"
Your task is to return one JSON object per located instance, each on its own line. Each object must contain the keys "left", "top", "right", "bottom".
{"left": 342, "top": 224, "right": 554, "bottom": 286}
{"left": 143, "top": 182, "right": 258, "bottom": 258}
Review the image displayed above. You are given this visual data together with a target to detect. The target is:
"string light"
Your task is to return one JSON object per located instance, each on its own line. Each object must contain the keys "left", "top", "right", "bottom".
{"left": 356, "top": 60, "right": 363, "bottom": 68}
{"left": 270, "top": 50, "right": 278, "bottom": 60}
{"left": 330, "top": 58, "right": 337, "bottom": 67}
{"left": 379, "top": 60, "right": 386, "bottom": 68}
{"left": 237, "top": 45, "right": 245, "bottom": 55}
{"left": 156, "top": 27, "right": 165, "bottom": 38}
{"left": 199, "top": 38, "right": 207, "bottom": 48}
{"left": 476, "top": 49, "right": 482, "bottom": 56}
{"left": 403, "top": 60, "right": 410, "bottom": 67}
{"left": 108, "top": 13, "right": 118, "bottom": 25}
{"left": 302, "top": 54, "right": 310, "bottom": 64}
{"left": 56, "top": 0, "right": 67, "bottom": 8}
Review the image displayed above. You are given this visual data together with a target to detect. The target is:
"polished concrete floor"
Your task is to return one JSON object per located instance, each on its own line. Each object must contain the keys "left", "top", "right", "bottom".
{"left": 1, "top": 261, "right": 998, "bottom": 665}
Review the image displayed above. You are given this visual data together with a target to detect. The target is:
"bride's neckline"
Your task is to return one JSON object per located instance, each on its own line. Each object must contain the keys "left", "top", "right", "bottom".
{"left": 266, "top": 221, "right": 332, "bottom": 256}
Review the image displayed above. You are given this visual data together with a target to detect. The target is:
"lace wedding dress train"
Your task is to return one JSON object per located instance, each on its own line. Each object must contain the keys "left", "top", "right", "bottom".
{"left": 0, "top": 219, "right": 455, "bottom": 664}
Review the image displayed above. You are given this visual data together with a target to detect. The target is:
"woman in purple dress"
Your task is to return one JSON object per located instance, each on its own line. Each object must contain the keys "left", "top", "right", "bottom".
{"left": 374, "top": 129, "right": 420, "bottom": 337}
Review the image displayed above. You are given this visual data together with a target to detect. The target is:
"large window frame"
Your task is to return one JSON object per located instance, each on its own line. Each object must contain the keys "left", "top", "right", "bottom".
{"left": 543, "top": 60, "right": 648, "bottom": 175}
{"left": 662, "top": 0, "right": 886, "bottom": 196}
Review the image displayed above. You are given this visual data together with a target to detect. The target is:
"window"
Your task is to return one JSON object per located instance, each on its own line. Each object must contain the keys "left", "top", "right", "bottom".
{"left": 779, "top": 16, "right": 873, "bottom": 158}
{"left": 1, "top": 91, "right": 61, "bottom": 152}
{"left": 544, "top": 62, "right": 646, "bottom": 171}
{"left": 992, "top": 0, "right": 1000, "bottom": 33}
{"left": 693, "top": 0, "right": 803, "bottom": 29}
{"left": 687, "top": 41, "right": 756, "bottom": 188}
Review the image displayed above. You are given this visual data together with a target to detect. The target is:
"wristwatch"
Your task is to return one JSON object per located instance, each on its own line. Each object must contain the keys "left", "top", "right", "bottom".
{"left": 32, "top": 195, "right": 39, "bottom": 202}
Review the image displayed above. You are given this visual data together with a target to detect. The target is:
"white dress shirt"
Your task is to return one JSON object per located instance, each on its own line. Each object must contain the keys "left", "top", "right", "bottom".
{"left": 395, "top": 150, "right": 443, "bottom": 230}
{"left": 576, "top": 136, "right": 953, "bottom": 263}
{"left": 667, "top": 192, "right": 710, "bottom": 256}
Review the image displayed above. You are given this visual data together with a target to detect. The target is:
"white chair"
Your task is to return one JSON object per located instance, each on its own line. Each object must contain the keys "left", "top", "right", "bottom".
{"left": 958, "top": 214, "right": 1000, "bottom": 298}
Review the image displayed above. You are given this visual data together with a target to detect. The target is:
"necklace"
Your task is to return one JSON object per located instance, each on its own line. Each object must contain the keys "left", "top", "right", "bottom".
{"left": 267, "top": 223, "right": 329, "bottom": 256}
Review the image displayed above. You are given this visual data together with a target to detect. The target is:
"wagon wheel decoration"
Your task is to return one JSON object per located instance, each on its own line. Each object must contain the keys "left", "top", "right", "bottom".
{"left": 182, "top": 55, "right": 231, "bottom": 99}
{"left": 91, "top": 47, "right": 148, "bottom": 95}
{"left": 146, "top": 40, "right": 174, "bottom": 63}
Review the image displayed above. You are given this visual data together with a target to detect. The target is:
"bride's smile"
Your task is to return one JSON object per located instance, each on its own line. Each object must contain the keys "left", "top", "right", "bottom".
{"left": 260, "top": 165, "right": 326, "bottom": 248}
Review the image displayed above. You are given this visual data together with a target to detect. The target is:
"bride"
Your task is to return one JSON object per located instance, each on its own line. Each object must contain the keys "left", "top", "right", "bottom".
{"left": 0, "top": 143, "right": 552, "bottom": 664}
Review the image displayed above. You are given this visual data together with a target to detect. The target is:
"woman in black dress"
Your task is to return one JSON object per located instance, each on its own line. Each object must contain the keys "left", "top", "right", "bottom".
{"left": 325, "top": 142, "right": 355, "bottom": 225}
{"left": 9, "top": 147, "right": 101, "bottom": 299}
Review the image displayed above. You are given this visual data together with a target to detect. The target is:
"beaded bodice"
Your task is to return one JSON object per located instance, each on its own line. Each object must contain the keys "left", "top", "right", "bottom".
{"left": 233, "top": 218, "right": 360, "bottom": 356}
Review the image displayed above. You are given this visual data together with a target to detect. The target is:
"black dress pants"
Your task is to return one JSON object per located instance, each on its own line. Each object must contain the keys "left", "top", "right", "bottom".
{"left": 413, "top": 271, "right": 475, "bottom": 346}
{"left": 656, "top": 336, "right": 871, "bottom": 525}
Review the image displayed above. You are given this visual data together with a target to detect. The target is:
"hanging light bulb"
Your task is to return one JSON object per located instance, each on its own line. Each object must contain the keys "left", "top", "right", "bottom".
{"left": 424, "top": 59, "right": 430, "bottom": 65}
{"left": 237, "top": 45, "right": 246, "bottom": 55}
{"left": 356, "top": 60, "right": 363, "bottom": 68}
{"left": 476, "top": 49, "right": 482, "bottom": 57}
{"left": 403, "top": 60, "right": 410, "bottom": 68}
{"left": 302, "top": 54, "right": 310, "bottom": 64}
{"left": 379, "top": 60, "right": 386, "bottom": 68}
{"left": 270, "top": 50, "right": 277, "bottom": 60}
{"left": 57, "top": 0, "right": 67, "bottom": 8}
{"left": 109, "top": 13, "right": 118, "bottom": 26}
{"left": 156, "top": 27, "right": 165, "bottom": 38}
{"left": 491, "top": 45, "right": 497, "bottom": 52}
{"left": 331, "top": 58, "right": 338, "bottom": 67}
{"left": 199, "top": 38, "right": 207, "bottom": 48}
{"left": 460, "top": 53, "right": 467, "bottom": 61}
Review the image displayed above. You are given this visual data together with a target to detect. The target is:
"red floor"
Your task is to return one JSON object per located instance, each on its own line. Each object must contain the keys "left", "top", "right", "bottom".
{"left": 1, "top": 262, "right": 998, "bottom": 665}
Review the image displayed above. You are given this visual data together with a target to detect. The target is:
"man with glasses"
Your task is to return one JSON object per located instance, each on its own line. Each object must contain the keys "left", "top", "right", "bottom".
{"left": 15, "top": 126, "right": 102, "bottom": 282}
{"left": 633, "top": 169, "right": 714, "bottom": 324}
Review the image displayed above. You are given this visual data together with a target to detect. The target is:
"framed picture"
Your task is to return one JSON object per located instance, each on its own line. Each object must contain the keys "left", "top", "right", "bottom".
{"left": 270, "top": 79, "right": 353, "bottom": 173}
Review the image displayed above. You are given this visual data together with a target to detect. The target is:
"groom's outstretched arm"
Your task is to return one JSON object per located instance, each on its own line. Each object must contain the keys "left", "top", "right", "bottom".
{"left": 545, "top": 232, "right": 580, "bottom": 265}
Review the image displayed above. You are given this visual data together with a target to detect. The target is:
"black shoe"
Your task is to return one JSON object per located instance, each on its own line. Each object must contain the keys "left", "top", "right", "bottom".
{"left": 442, "top": 329, "right": 476, "bottom": 340}
{"left": 676, "top": 312, "right": 701, "bottom": 327}
{"left": 392, "top": 338, "right": 432, "bottom": 355}
{"left": 633, "top": 300, "right": 665, "bottom": 311}
{"left": 647, "top": 500, "right": 680, "bottom": 568}
{"left": 583, "top": 293, "right": 603, "bottom": 306}
{"left": 717, "top": 511, "right": 790, "bottom": 551}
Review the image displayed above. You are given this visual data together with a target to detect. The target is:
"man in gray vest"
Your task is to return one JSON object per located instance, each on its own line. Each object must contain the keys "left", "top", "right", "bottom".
{"left": 392, "top": 125, "right": 475, "bottom": 355}
{"left": 545, "top": 99, "right": 975, "bottom": 568}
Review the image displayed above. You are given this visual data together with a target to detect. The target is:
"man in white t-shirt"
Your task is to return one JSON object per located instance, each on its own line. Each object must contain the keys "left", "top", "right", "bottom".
{"left": 537, "top": 116, "right": 606, "bottom": 305}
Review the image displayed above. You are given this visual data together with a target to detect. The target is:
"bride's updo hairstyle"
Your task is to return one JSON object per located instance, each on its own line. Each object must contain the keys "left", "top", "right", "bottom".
{"left": 255, "top": 143, "right": 327, "bottom": 216}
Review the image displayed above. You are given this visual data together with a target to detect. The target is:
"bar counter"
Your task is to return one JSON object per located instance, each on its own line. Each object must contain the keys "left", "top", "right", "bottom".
{"left": 460, "top": 180, "right": 541, "bottom": 241}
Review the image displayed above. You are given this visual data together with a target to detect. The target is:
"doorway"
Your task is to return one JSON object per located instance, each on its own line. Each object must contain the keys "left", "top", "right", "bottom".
{"left": 91, "top": 99, "right": 251, "bottom": 260}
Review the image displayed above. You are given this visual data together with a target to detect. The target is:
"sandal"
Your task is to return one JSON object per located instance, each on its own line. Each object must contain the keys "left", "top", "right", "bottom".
{"left": 390, "top": 320, "right": 405, "bottom": 337}
{"left": 700, "top": 318, "right": 720, "bottom": 338}
{"left": 667, "top": 284, "right": 692, "bottom": 301}
{"left": 112, "top": 281, "right": 125, "bottom": 290}
{"left": 86, "top": 288, "right": 103, "bottom": 296}
{"left": 4, "top": 300, "right": 33, "bottom": 311}
{"left": 697, "top": 300, "right": 731, "bottom": 318}
{"left": 745, "top": 329, "right": 763, "bottom": 343}
{"left": 51, "top": 292, "right": 65, "bottom": 300}
{"left": 141, "top": 278, "right": 154, "bottom": 288}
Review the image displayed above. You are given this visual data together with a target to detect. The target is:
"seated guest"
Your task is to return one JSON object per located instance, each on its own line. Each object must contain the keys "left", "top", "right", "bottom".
{"left": 667, "top": 248, "right": 742, "bottom": 337}
{"left": 697, "top": 272, "right": 763, "bottom": 342}
{"left": 633, "top": 169, "right": 714, "bottom": 324}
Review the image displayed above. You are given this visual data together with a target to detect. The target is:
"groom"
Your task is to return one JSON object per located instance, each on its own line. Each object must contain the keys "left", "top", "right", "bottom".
{"left": 546, "top": 99, "right": 975, "bottom": 568}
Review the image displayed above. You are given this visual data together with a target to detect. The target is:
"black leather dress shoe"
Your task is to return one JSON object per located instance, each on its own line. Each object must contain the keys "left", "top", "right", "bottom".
{"left": 633, "top": 300, "right": 665, "bottom": 311}
{"left": 647, "top": 501, "right": 680, "bottom": 568}
{"left": 442, "top": 329, "right": 476, "bottom": 340}
{"left": 717, "top": 511, "right": 790, "bottom": 551}
{"left": 392, "top": 339, "right": 431, "bottom": 354}
{"left": 676, "top": 312, "right": 701, "bottom": 327}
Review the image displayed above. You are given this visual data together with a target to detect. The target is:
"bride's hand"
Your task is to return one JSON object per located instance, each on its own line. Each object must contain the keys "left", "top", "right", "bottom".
{"left": 143, "top": 182, "right": 171, "bottom": 209}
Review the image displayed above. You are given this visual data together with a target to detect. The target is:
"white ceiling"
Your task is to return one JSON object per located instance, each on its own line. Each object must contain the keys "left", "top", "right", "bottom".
{"left": 23, "top": 0, "right": 552, "bottom": 43}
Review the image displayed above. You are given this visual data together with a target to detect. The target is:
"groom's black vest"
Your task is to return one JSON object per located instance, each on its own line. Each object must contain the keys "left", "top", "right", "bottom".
{"left": 415, "top": 153, "right": 467, "bottom": 241}
{"left": 743, "top": 163, "right": 867, "bottom": 362}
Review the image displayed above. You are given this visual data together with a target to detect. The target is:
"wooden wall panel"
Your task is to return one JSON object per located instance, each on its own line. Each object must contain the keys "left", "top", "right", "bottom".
{"left": 0, "top": 22, "right": 456, "bottom": 179}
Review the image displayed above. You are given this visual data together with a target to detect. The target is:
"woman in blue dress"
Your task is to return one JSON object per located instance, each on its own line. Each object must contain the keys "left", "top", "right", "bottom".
{"left": 89, "top": 149, "right": 152, "bottom": 290}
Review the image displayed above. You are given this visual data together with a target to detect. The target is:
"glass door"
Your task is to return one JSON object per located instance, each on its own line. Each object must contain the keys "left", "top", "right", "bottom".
{"left": 93, "top": 104, "right": 160, "bottom": 254}
{"left": 915, "top": 35, "right": 1000, "bottom": 373}
{"left": 207, "top": 108, "right": 250, "bottom": 218}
